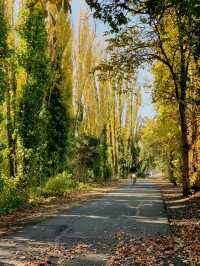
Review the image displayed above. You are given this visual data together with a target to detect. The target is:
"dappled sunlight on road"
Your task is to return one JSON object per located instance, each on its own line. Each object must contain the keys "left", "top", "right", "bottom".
{"left": 0, "top": 179, "right": 169, "bottom": 266}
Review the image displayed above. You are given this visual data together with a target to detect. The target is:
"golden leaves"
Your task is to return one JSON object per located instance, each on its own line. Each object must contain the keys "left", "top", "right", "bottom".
{"left": 26, "top": 0, "right": 71, "bottom": 13}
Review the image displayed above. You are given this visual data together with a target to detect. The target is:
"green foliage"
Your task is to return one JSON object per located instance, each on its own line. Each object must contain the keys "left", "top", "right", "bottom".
{"left": 100, "top": 126, "right": 113, "bottom": 180}
{"left": 130, "top": 140, "right": 140, "bottom": 172}
{"left": 45, "top": 87, "right": 71, "bottom": 176}
{"left": 0, "top": 8, "right": 8, "bottom": 102}
{"left": 44, "top": 7, "right": 72, "bottom": 177}
{"left": 140, "top": 112, "right": 181, "bottom": 182}
{"left": 0, "top": 178, "right": 27, "bottom": 214}
{"left": 0, "top": 10, "right": 8, "bottom": 53}
{"left": 17, "top": 8, "right": 50, "bottom": 183}
{"left": 87, "top": 0, "right": 199, "bottom": 196}
{"left": 73, "top": 135, "right": 101, "bottom": 181}
{"left": 18, "top": 10, "right": 49, "bottom": 88}
{"left": 128, "top": 139, "right": 150, "bottom": 178}
{"left": 0, "top": 2, "right": 142, "bottom": 214}
{"left": 0, "top": 177, "right": 4, "bottom": 191}
{"left": 117, "top": 137, "right": 138, "bottom": 178}
{"left": 72, "top": 134, "right": 112, "bottom": 182}
{"left": 42, "top": 171, "right": 77, "bottom": 197}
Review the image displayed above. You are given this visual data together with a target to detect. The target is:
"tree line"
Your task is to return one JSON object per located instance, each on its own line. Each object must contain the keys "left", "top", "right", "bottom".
{"left": 0, "top": 0, "right": 141, "bottom": 213}
{"left": 86, "top": 0, "right": 200, "bottom": 196}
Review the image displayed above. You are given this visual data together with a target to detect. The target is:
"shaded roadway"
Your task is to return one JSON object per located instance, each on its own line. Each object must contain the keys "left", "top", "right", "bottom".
{"left": 0, "top": 178, "right": 169, "bottom": 265}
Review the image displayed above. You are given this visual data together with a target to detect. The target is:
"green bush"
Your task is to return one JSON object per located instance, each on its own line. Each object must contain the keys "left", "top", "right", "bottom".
{"left": 42, "top": 171, "right": 78, "bottom": 197}
{"left": 0, "top": 186, "right": 27, "bottom": 214}
{"left": 0, "top": 178, "right": 4, "bottom": 192}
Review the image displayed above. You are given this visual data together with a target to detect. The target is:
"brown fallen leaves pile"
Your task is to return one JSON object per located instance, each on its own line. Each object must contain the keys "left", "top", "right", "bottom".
{"left": 105, "top": 232, "right": 199, "bottom": 266}
{"left": 22, "top": 242, "right": 96, "bottom": 266}
{"left": 105, "top": 181, "right": 200, "bottom": 266}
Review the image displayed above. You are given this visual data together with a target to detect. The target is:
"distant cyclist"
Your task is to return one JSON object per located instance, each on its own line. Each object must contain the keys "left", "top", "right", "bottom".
{"left": 128, "top": 166, "right": 136, "bottom": 185}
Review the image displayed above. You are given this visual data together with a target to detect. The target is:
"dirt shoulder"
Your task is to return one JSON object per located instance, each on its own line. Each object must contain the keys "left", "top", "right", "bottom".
{"left": 159, "top": 179, "right": 200, "bottom": 221}
{"left": 0, "top": 180, "right": 124, "bottom": 237}
{"left": 159, "top": 180, "right": 200, "bottom": 263}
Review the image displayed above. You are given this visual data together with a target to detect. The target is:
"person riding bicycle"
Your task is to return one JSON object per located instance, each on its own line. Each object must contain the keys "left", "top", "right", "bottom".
{"left": 128, "top": 166, "right": 136, "bottom": 185}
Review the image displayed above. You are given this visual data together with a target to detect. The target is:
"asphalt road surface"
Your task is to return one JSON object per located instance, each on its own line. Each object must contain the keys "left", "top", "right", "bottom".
{"left": 0, "top": 179, "right": 169, "bottom": 266}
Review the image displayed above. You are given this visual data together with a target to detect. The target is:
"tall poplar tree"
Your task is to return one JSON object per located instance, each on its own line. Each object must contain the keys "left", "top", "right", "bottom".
{"left": 45, "top": 2, "right": 72, "bottom": 176}
{"left": 18, "top": 6, "right": 50, "bottom": 184}
{"left": 0, "top": 1, "right": 10, "bottom": 177}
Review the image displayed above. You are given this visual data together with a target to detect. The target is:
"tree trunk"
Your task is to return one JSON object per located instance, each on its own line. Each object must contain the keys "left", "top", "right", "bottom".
{"left": 109, "top": 122, "right": 115, "bottom": 173}
{"left": 5, "top": 88, "right": 15, "bottom": 177}
{"left": 11, "top": 67, "right": 17, "bottom": 176}
{"left": 168, "top": 151, "right": 176, "bottom": 185}
{"left": 191, "top": 106, "right": 198, "bottom": 174}
{"left": 177, "top": 39, "right": 190, "bottom": 196}
{"left": 179, "top": 99, "right": 190, "bottom": 197}
{"left": 113, "top": 95, "right": 118, "bottom": 175}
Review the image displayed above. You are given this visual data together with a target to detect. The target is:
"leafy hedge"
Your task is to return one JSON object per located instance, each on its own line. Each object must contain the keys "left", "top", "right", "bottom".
{"left": 41, "top": 171, "right": 78, "bottom": 197}
{"left": 0, "top": 171, "right": 79, "bottom": 214}
{"left": 0, "top": 179, "right": 27, "bottom": 214}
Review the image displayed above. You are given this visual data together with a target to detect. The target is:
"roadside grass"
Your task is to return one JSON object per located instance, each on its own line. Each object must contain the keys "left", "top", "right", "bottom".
{"left": 28, "top": 179, "right": 98, "bottom": 207}
{"left": 0, "top": 171, "right": 115, "bottom": 215}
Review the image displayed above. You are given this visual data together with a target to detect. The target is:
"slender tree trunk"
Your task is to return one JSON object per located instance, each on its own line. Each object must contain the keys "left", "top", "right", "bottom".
{"left": 168, "top": 68, "right": 190, "bottom": 196}
{"left": 113, "top": 93, "right": 118, "bottom": 175}
{"left": 168, "top": 151, "right": 176, "bottom": 185}
{"left": 11, "top": 3, "right": 18, "bottom": 177}
{"left": 11, "top": 64, "right": 17, "bottom": 176}
{"left": 5, "top": 87, "right": 14, "bottom": 177}
{"left": 179, "top": 85, "right": 190, "bottom": 196}
{"left": 191, "top": 105, "right": 197, "bottom": 173}
{"left": 109, "top": 122, "right": 115, "bottom": 172}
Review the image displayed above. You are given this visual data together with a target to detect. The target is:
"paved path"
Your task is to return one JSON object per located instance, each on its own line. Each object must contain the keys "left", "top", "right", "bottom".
{"left": 0, "top": 179, "right": 169, "bottom": 265}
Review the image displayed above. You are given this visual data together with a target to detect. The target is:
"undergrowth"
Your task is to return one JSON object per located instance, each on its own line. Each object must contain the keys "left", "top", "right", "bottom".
{"left": 0, "top": 171, "right": 106, "bottom": 214}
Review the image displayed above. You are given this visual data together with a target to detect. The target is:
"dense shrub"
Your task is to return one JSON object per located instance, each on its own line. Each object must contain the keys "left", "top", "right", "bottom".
{"left": 0, "top": 184, "right": 27, "bottom": 214}
{"left": 72, "top": 135, "right": 113, "bottom": 182}
{"left": 42, "top": 171, "right": 78, "bottom": 197}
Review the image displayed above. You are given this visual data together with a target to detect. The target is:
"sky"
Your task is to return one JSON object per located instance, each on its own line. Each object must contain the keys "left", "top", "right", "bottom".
{"left": 71, "top": 0, "right": 107, "bottom": 38}
{"left": 137, "top": 68, "right": 156, "bottom": 119}
{"left": 71, "top": 0, "right": 156, "bottom": 119}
